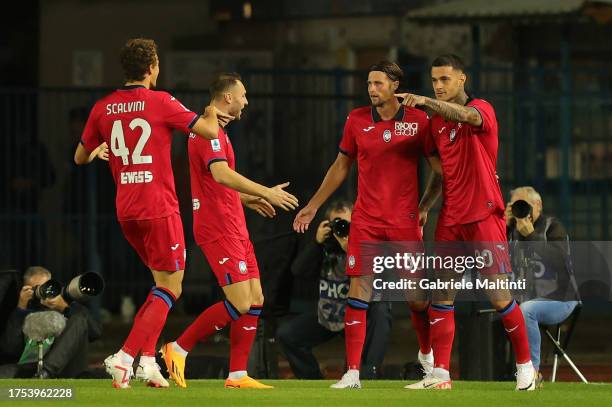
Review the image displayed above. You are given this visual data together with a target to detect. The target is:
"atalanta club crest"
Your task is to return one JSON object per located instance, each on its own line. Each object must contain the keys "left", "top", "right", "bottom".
{"left": 449, "top": 128, "right": 456, "bottom": 142}
{"left": 239, "top": 261, "right": 247, "bottom": 274}
{"left": 348, "top": 255, "right": 356, "bottom": 268}
{"left": 383, "top": 129, "right": 392, "bottom": 143}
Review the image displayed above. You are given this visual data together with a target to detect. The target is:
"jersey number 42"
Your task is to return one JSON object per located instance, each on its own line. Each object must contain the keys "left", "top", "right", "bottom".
{"left": 111, "top": 118, "right": 152, "bottom": 165}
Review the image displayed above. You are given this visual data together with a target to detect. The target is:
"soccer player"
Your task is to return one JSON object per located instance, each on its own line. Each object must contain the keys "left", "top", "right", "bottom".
{"left": 397, "top": 54, "right": 536, "bottom": 390}
{"left": 160, "top": 73, "right": 298, "bottom": 389}
{"left": 74, "top": 38, "right": 232, "bottom": 389}
{"left": 293, "top": 61, "right": 441, "bottom": 389}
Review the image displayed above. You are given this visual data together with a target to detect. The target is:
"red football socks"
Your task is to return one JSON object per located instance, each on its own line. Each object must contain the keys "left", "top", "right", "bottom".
{"left": 345, "top": 298, "right": 369, "bottom": 371}
{"left": 429, "top": 304, "right": 455, "bottom": 371}
{"left": 229, "top": 305, "right": 262, "bottom": 372}
{"left": 176, "top": 300, "right": 240, "bottom": 352}
{"left": 499, "top": 300, "right": 531, "bottom": 364}
{"left": 122, "top": 287, "right": 176, "bottom": 357}
{"left": 410, "top": 307, "right": 432, "bottom": 354}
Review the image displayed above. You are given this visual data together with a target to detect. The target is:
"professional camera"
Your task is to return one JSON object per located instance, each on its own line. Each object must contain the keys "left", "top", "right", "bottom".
{"left": 33, "top": 272, "right": 104, "bottom": 303}
{"left": 329, "top": 217, "right": 350, "bottom": 238}
{"left": 33, "top": 279, "right": 62, "bottom": 301}
{"left": 511, "top": 199, "right": 532, "bottom": 219}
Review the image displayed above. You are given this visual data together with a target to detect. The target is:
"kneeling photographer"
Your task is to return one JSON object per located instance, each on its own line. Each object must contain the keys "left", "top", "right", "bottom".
{"left": 506, "top": 187, "right": 579, "bottom": 385}
{"left": 0, "top": 266, "right": 103, "bottom": 378}
{"left": 277, "top": 200, "right": 392, "bottom": 379}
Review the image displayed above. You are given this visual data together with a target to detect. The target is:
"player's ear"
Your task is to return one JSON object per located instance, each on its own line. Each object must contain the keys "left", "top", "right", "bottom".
{"left": 459, "top": 72, "right": 467, "bottom": 85}
{"left": 392, "top": 80, "right": 399, "bottom": 92}
{"left": 224, "top": 92, "right": 232, "bottom": 104}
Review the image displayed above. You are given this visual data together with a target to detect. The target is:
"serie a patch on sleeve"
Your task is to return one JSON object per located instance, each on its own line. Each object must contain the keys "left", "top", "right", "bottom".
{"left": 211, "top": 139, "right": 221, "bottom": 152}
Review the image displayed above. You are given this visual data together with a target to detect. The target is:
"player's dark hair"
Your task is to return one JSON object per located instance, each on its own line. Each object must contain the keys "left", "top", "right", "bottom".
{"left": 368, "top": 60, "right": 404, "bottom": 83}
{"left": 324, "top": 199, "right": 354, "bottom": 219}
{"left": 209, "top": 72, "right": 242, "bottom": 100}
{"left": 431, "top": 54, "right": 466, "bottom": 72}
{"left": 120, "top": 38, "right": 158, "bottom": 82}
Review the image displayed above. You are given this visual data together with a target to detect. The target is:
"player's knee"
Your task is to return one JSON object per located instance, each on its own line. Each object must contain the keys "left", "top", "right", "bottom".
{"left": 170, "top": 285, "right": 182, "bottom": 299}
{"left": 232, "top": 299, "right": 252, "bottom": 315}
{"left": 252, "top": 293, "right": 264, "bottom": 307}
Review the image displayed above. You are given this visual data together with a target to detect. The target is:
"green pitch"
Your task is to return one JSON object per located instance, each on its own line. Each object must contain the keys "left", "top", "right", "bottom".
{"left": 0, "top": 379, "right": 609, "bottom": 407}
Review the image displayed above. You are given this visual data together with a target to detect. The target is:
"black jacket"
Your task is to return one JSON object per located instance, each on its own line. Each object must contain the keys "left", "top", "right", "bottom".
{"left": 0, "top": 301, "right": 101, "bottom": 364}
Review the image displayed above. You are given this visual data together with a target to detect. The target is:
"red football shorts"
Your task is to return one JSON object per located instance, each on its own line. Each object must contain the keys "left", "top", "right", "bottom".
{"left": 346, "top": 223, "right": 423, "bottom": 277}
{"left": 434, "top": 214, "right": 511, "bottom": 275}
{"left": 119, "top": 213, "right": 186, "bottom": 272}
{"left": 200, "top": 237, "right": 260, "bottom": 287}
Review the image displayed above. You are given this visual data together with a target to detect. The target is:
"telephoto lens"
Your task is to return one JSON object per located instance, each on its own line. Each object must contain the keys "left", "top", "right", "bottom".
{"left": 33, "top": 279, "right": 62, "bottom": 300}
{"left": 330, "top": 217, "right": 350, "bottom": 238}
{"left": 511, "top": 199, "right": 532, "bottom": 219}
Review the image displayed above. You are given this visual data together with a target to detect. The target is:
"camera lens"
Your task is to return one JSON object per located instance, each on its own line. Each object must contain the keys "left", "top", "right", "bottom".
{"left": 511, "top": 199, "right": 532, "bottom": 219}
{"left": 330, "top": 218, "right": 350, "bottom": 238}
{"left": 33, "top": 279, "right": 62, "bottom": 300}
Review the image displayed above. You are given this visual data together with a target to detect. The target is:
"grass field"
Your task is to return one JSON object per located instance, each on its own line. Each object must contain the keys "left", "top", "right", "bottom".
{"left": 0, "top": 379, "right": 609, "bottom": 406}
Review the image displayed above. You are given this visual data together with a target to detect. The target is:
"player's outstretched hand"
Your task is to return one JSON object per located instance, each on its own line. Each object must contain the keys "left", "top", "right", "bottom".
{"left": 265, "top": 182, "right": 299, "bottom": 211}
{"left": 245, "top": 196, "right": 276, "bottom": 218}
{"left": 97, "top": 142, "right": 109, "bottom": 161}
{"left": 293, "top": 205, "right": 317, "bottom": 233}
{"left": 394, "top": 93, "right": 426, "bottom": 107}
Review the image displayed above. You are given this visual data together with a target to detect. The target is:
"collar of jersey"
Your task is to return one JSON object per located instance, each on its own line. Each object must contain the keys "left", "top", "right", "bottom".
{"left": 371, "top": 105, "right": 404, "bottom": 123}
{"left": 119, "top": 85, "right": 147, "bottom": 90}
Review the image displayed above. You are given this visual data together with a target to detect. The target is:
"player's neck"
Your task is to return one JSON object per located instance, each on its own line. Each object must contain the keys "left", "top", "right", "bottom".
{"left": 210, "top": 101, "right": 231, "bottom": 128}
{"left": 124, "top": 79, "right": 151, "bottom": 89}
{"left": 450, "top": 91, "right": 469, "bottom": 106}
{"left": 376, "top": 98, "right": 402, "bottom": 121}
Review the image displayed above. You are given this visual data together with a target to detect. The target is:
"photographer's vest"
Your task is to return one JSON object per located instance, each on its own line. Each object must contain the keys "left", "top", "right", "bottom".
{"left": 509, "top": 216, "right": 579, "bottom": 301}
{"left": 318, "top": 252, "right": 349, "bottom": 332}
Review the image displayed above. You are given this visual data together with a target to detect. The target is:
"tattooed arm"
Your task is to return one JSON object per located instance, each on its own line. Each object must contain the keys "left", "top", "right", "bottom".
{"left": 395, "top": 93, "right": 482, "bottom": 126}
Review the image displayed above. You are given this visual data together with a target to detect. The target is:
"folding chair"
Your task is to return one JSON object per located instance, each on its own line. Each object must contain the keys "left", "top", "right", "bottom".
{"left": 541, "top": 302, "right": 588, "bottom": 383}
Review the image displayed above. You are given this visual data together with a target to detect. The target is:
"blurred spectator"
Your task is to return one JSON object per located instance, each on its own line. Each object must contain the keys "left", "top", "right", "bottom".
{"left": 506, "top": 186, "right": 579, "bottom": 385}
{"left": 0, "top": 266, "right": 101, "bottom": 378}
{"left": 277, "top": 200, "right": 392, "bottom": 379}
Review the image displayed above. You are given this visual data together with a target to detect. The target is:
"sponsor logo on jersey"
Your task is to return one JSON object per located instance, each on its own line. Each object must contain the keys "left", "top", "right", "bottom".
{"left": 383, "top": 129, "right": 392, "bottom": 143}
{"left": 394, "top": 122, "right": 419, "bottom": 137}
{"left": 238, "top": 261, "right": 248, "bottom": 274}
{"left": 219, "top": 258, "right": 230, "bottom": 265}
{"left": 192, "top": 198, "right": 200, "bottom": 210}
{"left": 120, "top": 171, "right": 153, "bottom": 184}
{"left": 211, "top": 139, "right": 221, "bottom": 152}
{"left": 171, "top": 244, "right": 180, "bottom": 250}
{"left": 363, "top": 126, "right": 375, "bottom": 132}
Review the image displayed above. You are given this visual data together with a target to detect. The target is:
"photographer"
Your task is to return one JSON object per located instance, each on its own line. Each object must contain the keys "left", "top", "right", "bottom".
{"left": 277, "top": 200, "right": 392, "bottom": 379}
{"left": 0, "top": 266, "right": 101, "bottom": 378}
{"left": 506, "top": 187, "right": 579, "bottom": 384}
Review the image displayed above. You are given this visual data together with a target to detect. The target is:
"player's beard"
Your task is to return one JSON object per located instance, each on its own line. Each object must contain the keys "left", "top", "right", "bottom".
{"left": 370, "top": 96, "right": 384, "bottom": 108}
